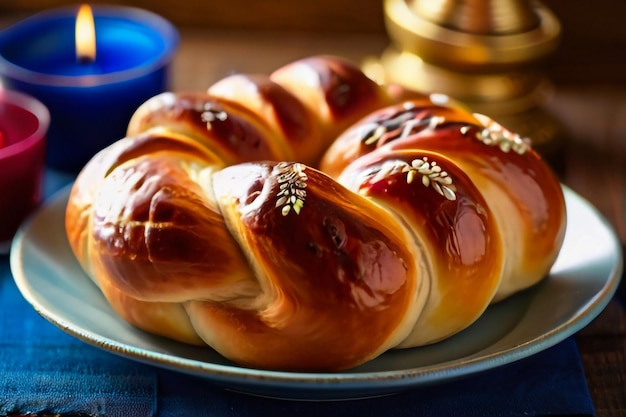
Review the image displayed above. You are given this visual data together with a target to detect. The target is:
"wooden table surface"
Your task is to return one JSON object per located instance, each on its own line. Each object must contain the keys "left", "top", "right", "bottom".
{"left": 169, "top": 28, "right": 626, "bottom": 416}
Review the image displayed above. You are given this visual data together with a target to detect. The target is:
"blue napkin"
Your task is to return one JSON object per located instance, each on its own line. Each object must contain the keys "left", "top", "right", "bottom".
{"left": 0, "top": 256, "right": 155, "bottom": 416}
{"left": 0, "top": 170, "right": 596, "bottom": 417}
{"left": 154, "top": 337, "right": 594, "bottom": 417}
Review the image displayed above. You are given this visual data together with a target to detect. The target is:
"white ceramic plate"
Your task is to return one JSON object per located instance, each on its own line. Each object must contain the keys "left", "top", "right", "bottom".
{"left": 10, "top": 185, "right": 623, "bottom": 400}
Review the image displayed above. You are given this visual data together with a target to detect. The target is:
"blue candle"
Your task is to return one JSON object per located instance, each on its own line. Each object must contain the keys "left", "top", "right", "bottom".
{"left": 0, "top": 5, "right": 179, "bottom": 172}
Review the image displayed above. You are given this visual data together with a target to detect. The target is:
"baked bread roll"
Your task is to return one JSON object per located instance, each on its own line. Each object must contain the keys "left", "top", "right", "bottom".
{"left": 65, "top": 55, "right": 566, "bottom": 371}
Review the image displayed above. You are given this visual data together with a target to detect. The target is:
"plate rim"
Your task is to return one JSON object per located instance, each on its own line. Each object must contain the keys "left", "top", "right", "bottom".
{"left": 9, "top": 184, "right": 624, "bottom": 397}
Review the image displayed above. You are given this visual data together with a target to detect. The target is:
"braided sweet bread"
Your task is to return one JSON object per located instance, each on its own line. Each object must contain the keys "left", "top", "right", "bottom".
{"left": 65, "top": 55, "right": 566, "bottom": 371}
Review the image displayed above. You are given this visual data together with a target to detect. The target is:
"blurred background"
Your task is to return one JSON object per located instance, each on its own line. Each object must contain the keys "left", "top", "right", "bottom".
{"left": 1, "top": 0, "right": 625, "bottom": 86}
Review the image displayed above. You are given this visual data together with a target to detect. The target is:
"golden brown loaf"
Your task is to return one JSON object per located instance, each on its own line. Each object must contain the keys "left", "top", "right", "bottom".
{"left": 65, "top": 55, "right": 566, "bottom": 371}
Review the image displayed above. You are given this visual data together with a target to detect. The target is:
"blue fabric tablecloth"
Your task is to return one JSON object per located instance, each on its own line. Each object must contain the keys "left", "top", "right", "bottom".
{"left": 0, "top": 170, "right": 597, "bottom": 417}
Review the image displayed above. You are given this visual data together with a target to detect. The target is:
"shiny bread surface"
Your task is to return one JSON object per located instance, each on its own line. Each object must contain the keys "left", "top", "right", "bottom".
{"left": 66, "top": 55, "right": 566, "bottom": 371}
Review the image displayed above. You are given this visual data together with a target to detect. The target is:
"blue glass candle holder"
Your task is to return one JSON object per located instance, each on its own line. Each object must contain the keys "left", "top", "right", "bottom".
{"left": 0, "top": 5, "right": 179, "bottom": 172}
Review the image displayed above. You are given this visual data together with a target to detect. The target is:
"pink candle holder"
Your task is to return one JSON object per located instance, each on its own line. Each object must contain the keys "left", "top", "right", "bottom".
{"left": 0, "top": 89, "right": 49, "bottom": 253}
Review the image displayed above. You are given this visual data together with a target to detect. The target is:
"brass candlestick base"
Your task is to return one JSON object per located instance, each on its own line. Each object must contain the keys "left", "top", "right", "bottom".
{"left": 364, "top": 0, "right": 563, "bottom": 156}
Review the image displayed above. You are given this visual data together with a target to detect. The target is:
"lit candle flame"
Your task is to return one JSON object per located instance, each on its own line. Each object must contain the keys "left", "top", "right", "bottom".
{"left": 75, "top": 4, "right": 96, "bottom": 63}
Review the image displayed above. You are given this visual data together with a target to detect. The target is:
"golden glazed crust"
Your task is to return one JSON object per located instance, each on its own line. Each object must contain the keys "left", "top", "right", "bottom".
{"left": 337, "top": 149, "right": 505, "bottom": 346}
{"left": 65, "top": 55, "right": 566, "bottom": 371}
{"left": 323, "top": 103, "right": 567, "bottom": 302}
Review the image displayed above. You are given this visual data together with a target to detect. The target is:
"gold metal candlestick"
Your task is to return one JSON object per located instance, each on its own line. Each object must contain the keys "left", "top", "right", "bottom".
{"left": 364, "top": 0, "right": 563, "bottom": 156}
